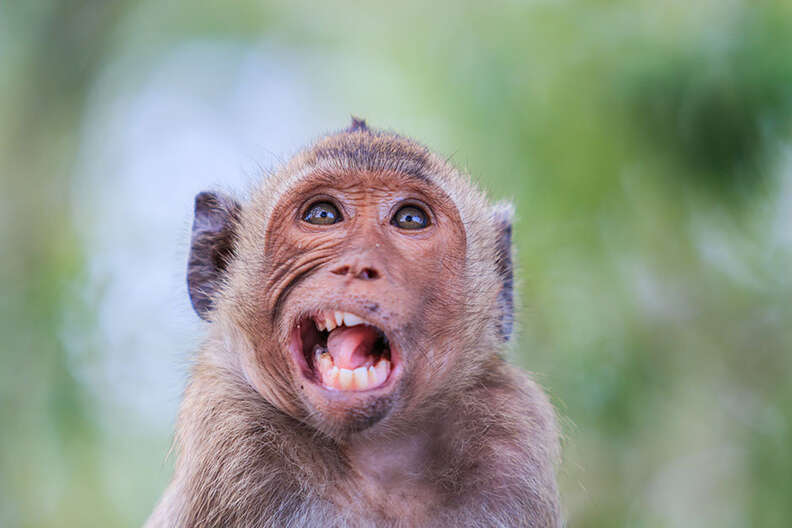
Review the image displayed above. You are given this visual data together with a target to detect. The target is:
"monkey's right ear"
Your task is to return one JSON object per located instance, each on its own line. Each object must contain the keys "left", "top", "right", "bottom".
{"left": 187, "top": 191, "right": 241, "bottom": 320}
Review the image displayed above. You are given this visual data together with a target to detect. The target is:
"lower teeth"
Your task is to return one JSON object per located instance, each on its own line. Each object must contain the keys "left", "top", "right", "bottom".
{"left": 314, "top": 351, "right": 391, "bottom": 391}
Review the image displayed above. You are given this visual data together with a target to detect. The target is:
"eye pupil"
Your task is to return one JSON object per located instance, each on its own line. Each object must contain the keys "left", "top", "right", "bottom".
{"left": 304, "top": 201, "right": 341, "bottom": 225}
{"left": 393, "top": 205, "right": 428, "bottom": 230}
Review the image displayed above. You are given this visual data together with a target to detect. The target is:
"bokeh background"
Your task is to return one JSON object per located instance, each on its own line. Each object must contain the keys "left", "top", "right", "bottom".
{"left": 2, "top": 1, "right": 791, "bottom": 526}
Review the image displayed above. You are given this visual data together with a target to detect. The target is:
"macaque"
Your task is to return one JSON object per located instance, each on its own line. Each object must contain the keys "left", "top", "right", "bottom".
{"left": 146, "top": 118, "right": 561, "bottom": 527}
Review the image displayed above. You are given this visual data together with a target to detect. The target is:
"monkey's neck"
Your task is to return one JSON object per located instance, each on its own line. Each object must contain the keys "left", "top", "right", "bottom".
{"left": 332, "top": 427, "right": 441, "bottom": 521}
{"left": 173, "top": 355, "right": 504, "bottom": 525}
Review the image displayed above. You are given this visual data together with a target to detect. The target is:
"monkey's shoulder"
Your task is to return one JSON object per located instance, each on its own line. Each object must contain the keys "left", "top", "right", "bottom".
{"left": 436, "top": 364, "right": 561, "bottom": 524}
{"left": 470, "top": 360, "right": 558, "bottom": 436}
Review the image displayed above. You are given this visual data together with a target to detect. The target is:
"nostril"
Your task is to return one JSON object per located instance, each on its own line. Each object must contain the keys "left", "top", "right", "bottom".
{"left": 331, "top": 266, "right": 350, "bottom": 276}
{"left": 331, "top": 264, "right": 380, "bottom": 280}
{"left": 357, "top": 268, "right": 379, "bottom": 280}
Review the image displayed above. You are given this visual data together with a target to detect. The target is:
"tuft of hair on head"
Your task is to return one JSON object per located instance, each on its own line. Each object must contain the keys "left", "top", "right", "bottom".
{"left": 347, "top": 116, "right": 369, "bottom": 133}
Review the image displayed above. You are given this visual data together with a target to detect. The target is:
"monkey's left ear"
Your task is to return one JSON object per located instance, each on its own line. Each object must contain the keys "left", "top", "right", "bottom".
{"left": 187, "top": 191, "right": 241, "bottom": 321}
{"left": 492, "top": 203, "right": 514, "bottom": 342}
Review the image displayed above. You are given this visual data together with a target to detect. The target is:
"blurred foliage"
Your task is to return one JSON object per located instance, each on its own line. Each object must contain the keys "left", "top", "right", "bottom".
{"left": 1, "top": 1, "right": 791, "bottom": 527}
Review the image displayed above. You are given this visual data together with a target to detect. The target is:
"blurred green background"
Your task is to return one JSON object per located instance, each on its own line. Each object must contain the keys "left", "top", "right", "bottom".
{"left": 2, "top": 1, "right": 791, "bottom": 526}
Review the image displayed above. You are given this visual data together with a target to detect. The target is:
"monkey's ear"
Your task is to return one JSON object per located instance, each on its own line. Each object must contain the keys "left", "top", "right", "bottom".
{"left": 492, "top": 203, "right": 514, "bottom": 342}
{"left": 187, "top": 191, "right": 241, "bottom": 320}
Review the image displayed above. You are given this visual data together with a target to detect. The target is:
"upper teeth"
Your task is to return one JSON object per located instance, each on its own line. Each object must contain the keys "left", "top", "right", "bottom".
{"left": 315, "top": 311, "right": 366, "bottom": 332}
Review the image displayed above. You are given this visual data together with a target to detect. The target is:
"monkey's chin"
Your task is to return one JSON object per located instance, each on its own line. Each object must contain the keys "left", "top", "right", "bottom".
{"left": 288, "top": 309, "right": 403, "bottom": 429}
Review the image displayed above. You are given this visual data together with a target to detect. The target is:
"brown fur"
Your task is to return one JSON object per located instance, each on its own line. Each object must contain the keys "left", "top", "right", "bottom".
{"left": 146, "top": 120, "right": 561, "bottom": 527}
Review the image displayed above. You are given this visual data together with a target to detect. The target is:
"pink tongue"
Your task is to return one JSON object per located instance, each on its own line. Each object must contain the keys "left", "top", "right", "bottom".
{"left": 327, "top": 326, "right": 379, "bottom": 370}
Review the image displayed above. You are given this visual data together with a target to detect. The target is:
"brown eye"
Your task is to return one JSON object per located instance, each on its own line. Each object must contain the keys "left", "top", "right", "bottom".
{"left": 303, "top": 201, "right": 341, "bottom": 225}
{"left": 392, "top": 205, "right": 429, "bottom": 230}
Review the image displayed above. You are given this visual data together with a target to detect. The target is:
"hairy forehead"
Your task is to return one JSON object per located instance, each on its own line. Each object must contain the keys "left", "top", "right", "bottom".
{"left": 306, "top": 131, "right": 436, "bottom": 184}
{"left": 248, "top": 128, "right": 484, "bottom": 230}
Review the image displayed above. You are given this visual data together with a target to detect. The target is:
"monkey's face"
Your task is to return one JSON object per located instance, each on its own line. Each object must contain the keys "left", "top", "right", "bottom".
{"left": 188, "top": 128, "right": 513, "bottom": 437}
{"left": 257, "top": 169, "right": 467, "bottom": 434}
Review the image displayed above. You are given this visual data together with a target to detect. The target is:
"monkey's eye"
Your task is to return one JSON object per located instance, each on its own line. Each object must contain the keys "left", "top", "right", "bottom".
{"left": 303, "top": 201, "right": 342, "bottom": 225}
{"left": 392, "top": 205, "right": 429, "bottom": 230}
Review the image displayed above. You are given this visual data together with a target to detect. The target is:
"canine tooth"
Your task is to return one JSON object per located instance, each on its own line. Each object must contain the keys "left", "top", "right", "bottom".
{"left": 317, "top": 353, "right": 333, "bottom": 373}
{"left": 324, "top": 366, "right": 339, "bottom": 386}
{"left": 325, "top": 314, "right": 336, "bottom": 331}
{"left": 338, "top": 368, "right": 354, "bottom": 390}
{"left": 334, "top": 311, "right": 344, "bottom": 327}
{"left": 315, "top": 317, "right": 325, "bottom": 331}
{"left": 353, "top": 367, "right": 369, "bottom": 389}
{"left": 343, "top": 313, "right": 364, "bottom": 327}
{"left": 373, "top": 359, "right": 390, "bottom": 386}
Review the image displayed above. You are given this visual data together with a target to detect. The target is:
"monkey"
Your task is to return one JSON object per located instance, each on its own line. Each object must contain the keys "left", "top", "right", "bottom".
{"left": 145, "top": 118, "right": 561, "bottom": 528}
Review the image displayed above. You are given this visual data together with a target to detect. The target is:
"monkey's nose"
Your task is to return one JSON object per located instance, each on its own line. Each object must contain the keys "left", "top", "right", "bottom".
{"left": 331, "top": 261, "right": 381, "bottom": 280}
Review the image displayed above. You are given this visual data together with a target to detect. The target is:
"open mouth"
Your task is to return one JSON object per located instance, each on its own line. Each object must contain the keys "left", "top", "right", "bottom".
{"left": 293, "top": 311, "right": 393, "bottom": 391}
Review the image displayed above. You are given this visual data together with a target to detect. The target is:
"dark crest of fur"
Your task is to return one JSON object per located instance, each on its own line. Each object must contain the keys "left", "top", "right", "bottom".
{"left": 347, "top": 116, "right": 369, "bottom": 132}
